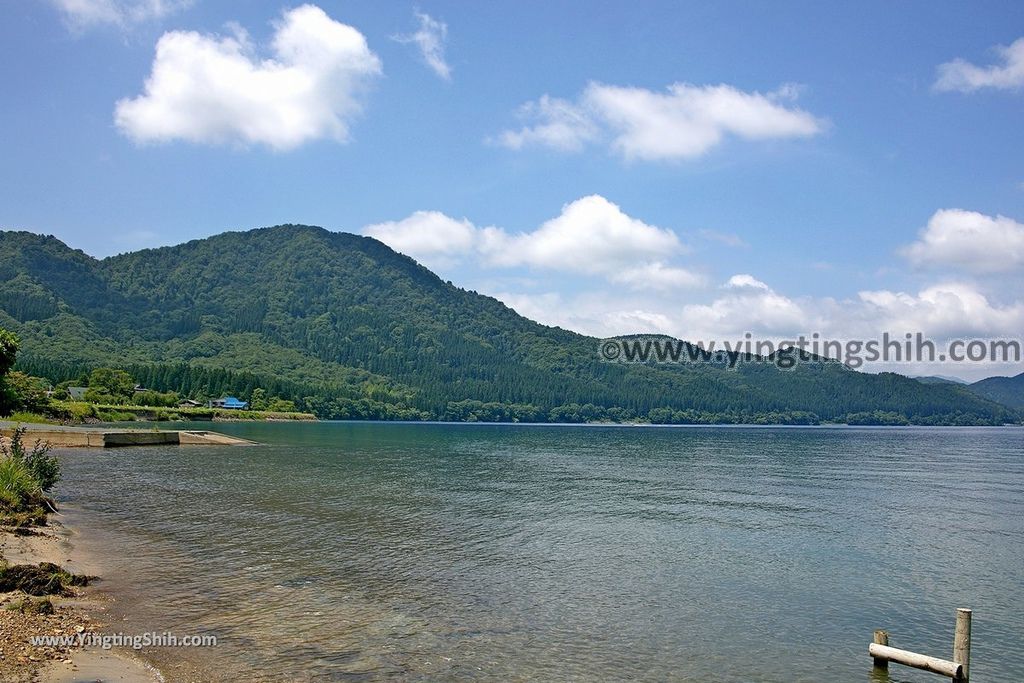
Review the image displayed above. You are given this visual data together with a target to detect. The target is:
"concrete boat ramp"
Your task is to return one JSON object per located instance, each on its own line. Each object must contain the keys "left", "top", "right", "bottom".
{"left": 0, "top": 422, "right": 257, "bottom": 448}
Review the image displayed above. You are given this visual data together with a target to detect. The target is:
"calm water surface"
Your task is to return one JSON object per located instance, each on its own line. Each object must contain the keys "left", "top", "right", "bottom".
{"left": 55, "top": 424, "right": 1024, "bottom": 682}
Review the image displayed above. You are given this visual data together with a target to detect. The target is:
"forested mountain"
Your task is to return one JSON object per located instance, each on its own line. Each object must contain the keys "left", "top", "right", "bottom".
{"left": 0, "top": 226, "right": 1017, "bottom": 424}
{"left": 968, "top": 373, "right": 1024, "bottom": 410}
{"left": 913, "top": 375, "right": 967, "bottom": 385}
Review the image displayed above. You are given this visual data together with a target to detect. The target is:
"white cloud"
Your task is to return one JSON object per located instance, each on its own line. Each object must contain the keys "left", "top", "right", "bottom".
{"left": 364, "top": 202, "right": 1024, "bottom": 377}
{"left": 587, "top": 82, "right": 824, "bottom": 161}
{"left": 484, "top": 195, "right": 684, "bottom": 276}
{"left": 363, "top": 211, "right": 481, "bottom": 270}
{"left": 724, "top": 274, "right": 770, "bottom": 291}
{"left": 479, "top": 269, "right": 1024, "bottom": 378}
{"left": 496, "top": 82, "right": 824, "bottom": 161}
{"left": 51, "top": 0, "right": 191, "bottom": 29}
{"left": 115, "top": 5, "right": 382, "bottom": 150}
{"left": 680, "top": 278, "right": 1022, "bottom": 344}
{"left": 680, "top": 275, "right": 810, "bottom": 337}
{"left": 854, "top": 283, "right": 1024, "bottom": 339}
{"left": 934, "top": 37, "right": 1024, "bottom": 93}
{"left": 392, "top": 11, "right": 451, "bottom": 80}
{"left": 902, "top": 209, "right": 1024, "bottom": 273}
{"left": 489, "top": 291, "right": 568, "bottom": 327}
{"left": 609, "top": 263, "right": 705, "bottom": 291}
{"left": 362, "top": 195, "right": 701, "bottom": 290}
{"left": 490, "top": 290, "right": 679, "bottom": 338}
{"left": 494, "top": 96, "right": 599, "bottom": 151}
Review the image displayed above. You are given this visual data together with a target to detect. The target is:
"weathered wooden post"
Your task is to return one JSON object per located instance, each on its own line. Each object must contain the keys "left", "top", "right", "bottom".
{"left": 868, "top": 609, "right": 972, "bottom": 679}
{"left": 873, "top": 630, "right": 890, "bottom": 669}
{"left": 953, "top": 608, "right": 971, "bottom": 683}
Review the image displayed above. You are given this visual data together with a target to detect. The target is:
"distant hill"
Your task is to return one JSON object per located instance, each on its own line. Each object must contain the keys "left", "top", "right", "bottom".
{"left": 968, "top": 373, "right": 1024, "bottom": 411}
{"left": 0, "top": 226, "right": 1017, "bottom": 425}
{"left": 913, "top": 375, "right": 968, "bottom": 385}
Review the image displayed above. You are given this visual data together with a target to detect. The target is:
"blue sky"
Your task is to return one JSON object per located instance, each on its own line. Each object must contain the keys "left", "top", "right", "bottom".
{"left": 1, "top": 1, "right": 1023, "bottom": 378}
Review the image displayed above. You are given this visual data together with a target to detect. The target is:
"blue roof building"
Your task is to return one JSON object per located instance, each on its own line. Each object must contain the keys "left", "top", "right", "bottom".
{"left": 211, "top": 396, "right": 249, "bottom": 410}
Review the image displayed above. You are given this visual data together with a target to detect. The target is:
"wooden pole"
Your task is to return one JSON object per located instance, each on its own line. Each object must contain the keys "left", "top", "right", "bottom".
{"left": 953, "top": 608, "right": 971, "bottom": 683}
{"left": 873, "top": 630, "right": 890, "bottom": 669}
{"left": 868, "top": 644, "right": 963, "bottom": 678}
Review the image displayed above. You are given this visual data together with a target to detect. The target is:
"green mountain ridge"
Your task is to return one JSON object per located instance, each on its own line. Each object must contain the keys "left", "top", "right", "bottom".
{"left": 969, "top": 373, "right": 1024, "bottom": 411}
{"left": 0, "top": 226, "right": 1018, "bottom": 424}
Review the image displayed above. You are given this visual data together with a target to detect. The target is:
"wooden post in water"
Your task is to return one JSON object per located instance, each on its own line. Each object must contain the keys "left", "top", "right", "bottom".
{"left": 953, "top": 608, "right": 971, "bottom": 683}
{"left": 873, "top": 630, "right": 890, "bottom": 669}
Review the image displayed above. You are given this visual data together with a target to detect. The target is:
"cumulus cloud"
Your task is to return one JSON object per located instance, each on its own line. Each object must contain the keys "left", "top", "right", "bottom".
{"left": 934, "top": 37, "right": 1024, "bottom": 92}
{"left": 363, "top": 195, "right": 701, "bottom": 290}
{"left": 485, "top": 275, "right": 811, "bottom": 341}
{"left": 114, "top": 5, "right": 382, "bottom": 149}
{"left": 484, "top": 195, "right": 684, "bottom": 275}
{"left": 364, "top": 201, "right": 1024, "bottom": 376}
{"left": 902, "top": 209, "right": 1024, "bottom": 273}
{"left": 489, "top": 276, "right": 1024, "bottom": 378}
{"left": 724, "top": 274, "right": 770, "bottom": 291}
{"left": 495, "top": 82, "right": 824, "bottom": 161}
{"left": 679, "top": 275, "right": 810, "bottom": 337}
{"left": 363, "top": 211, "right": 482, "bottom": 270}
{"left": 51, "top": 0, "right": 191, "bottom": 29}
{"left": 679, "top": 278, "right": 1023, "bottom": 344}
{"left": 854, "top": 283, "right": 1024, "bottom": 340}
{"left": 392, "top": 11, "right": 451, "bottom": 80}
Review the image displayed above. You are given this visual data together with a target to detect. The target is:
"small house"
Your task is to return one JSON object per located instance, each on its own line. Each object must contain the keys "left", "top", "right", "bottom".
{"left": 210, "top": 396, "right": 249, "bottom": 410}
{"left": 68, "top": 386, "right": 88, "bottom": 400}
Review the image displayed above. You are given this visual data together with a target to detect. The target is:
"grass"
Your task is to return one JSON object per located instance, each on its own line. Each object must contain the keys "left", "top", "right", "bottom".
{"left": 43, "top": 400, "right": 315, "bottom": 423}
{"left": 0, "top": 428, "right": 59, "bottom": 526}
{"left": 5, "top": 411, "right": 52, "bottom": 424}
{"left": 0, "top": 456, "right": 39, "bottom": 510}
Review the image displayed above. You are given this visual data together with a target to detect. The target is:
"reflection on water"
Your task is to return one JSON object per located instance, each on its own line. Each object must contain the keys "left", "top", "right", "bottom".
{"left": 56, "top": 424, "right": 1024, "bottom": 682}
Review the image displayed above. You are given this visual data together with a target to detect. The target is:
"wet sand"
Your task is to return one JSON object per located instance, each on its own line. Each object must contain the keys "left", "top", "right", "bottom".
{"left": 1, "top": 510, "right": 165, "bottom": 683}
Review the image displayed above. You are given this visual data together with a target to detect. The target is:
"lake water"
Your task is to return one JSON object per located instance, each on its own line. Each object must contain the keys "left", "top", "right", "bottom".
{"left": 55, "top": 423, "right": 1024, "bottom": 682}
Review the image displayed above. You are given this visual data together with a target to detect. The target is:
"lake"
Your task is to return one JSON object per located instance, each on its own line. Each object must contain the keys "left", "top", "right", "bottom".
{"left": 55, "top": 423, "right": 1024, "bottom": 682}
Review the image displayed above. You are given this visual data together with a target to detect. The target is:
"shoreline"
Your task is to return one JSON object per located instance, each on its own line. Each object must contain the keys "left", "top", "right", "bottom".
{"left": 0, "top": 422, "right": 258, "bottom": 448}
{"left": 1, "top": 504, "right": 166, "bottom": 682}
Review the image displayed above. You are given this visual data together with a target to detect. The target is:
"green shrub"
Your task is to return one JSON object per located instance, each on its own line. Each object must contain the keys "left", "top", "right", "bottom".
{"left": 95, "top": 408, "right": 136, "bottom": 422}
{"left": 2, "top": 427, "right": 60, "bottom": 492}
{"left": 65, "top": 401, "right": 98, "bottom": 421}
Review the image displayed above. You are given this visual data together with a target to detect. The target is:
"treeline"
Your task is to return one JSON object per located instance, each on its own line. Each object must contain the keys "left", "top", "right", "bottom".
{"left": 15, "top": 355, "right": 419, "bottom": 420}
{"left": 11, "top": 353, "right": 1013, "bottom": 425}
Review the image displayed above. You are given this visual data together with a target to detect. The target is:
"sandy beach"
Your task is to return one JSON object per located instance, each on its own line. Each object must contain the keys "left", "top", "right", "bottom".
{"left": 0, "top": 507, "right": 165, "bottom": 683}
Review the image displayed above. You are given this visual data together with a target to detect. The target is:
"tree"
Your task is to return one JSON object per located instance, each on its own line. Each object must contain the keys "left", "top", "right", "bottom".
{"left": 84, "top": 368, "right": 136, "bottom": 404}
{"left": 5, "top": 372, "right": 50, "bottom": 413}
{"left": 0, "top": 328, "right": 20, "bottom": 415}
{"left": 249, "top": 388, "right": 268, "bottom": 411}
{"left": 0, "top": 328, "right": 17, "bottom": 376}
